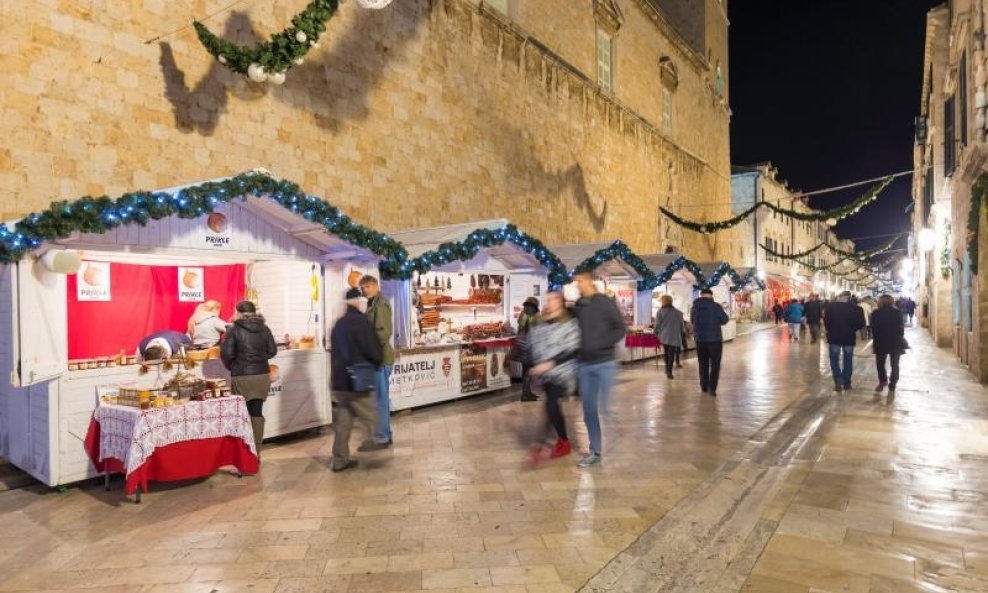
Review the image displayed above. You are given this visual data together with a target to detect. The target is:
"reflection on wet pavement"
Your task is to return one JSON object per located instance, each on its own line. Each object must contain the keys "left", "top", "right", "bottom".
{"left": 0, "top": 326, "right": 985, "bottom": 592}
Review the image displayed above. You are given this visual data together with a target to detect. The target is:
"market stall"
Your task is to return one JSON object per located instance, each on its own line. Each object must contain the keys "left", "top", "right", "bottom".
{"left": 0, "top": 172, "right": 404, "bottom": 488}
{"left": 381, "top": 220, "right": 564, "bottom": 410}
{"left": 696, "top": 262, "right": 738, "bottom": 342}
{"left": 551, "top": 241, "right": 656, "bottom": 362}
{"left": 641, "top": 254, "right": 698, "bottom": 352}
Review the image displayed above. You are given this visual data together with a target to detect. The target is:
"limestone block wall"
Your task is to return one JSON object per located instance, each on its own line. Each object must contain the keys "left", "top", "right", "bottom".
{"left": 0, "top": 0, "right": 732, "bottom": 260}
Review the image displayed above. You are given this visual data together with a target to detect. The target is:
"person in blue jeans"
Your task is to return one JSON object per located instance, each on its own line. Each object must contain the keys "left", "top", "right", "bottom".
{"left": 823, "top": 291, "right": 866, "bottom": 392}
{"left": 358, "top": 275, "right": 395, "bottom": 449}
{"left": 572, "top": 271, "right": 626, "bottom": 468}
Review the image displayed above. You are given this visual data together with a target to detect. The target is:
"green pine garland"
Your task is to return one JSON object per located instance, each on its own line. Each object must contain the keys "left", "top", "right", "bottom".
{"left": 759, "top": 236, "right": 899, "bottom": 274}
{"left": 0, "top": 172, "right": 407, "bottom": 269}
{"left": 969, "top": 173, "right": 988, "bottom": 275}
{"left": 379, "top": 224, "right": 571, "bottom": 286}
{"left": 194, "top": 0, "right": 339, "bottom": 78}
{"left": 573, "top": 241, "right": 654, "bottom": 283}
{"left": 661, "top": 176, "right": 893, "bottom": 234}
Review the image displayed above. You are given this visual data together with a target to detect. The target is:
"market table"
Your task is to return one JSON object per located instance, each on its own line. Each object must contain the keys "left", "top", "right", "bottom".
{"left": 84, "top": 396, "right": 259, "bottom": 502}
{"left": 623, "top": 333, "right": 661, "bottom": 364}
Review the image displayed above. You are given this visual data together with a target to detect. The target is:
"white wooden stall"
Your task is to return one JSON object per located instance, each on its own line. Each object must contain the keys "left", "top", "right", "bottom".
{"left": 385, "top": 220, "right": 551, "bottom": 410}
{"left": 0, "top": 176, "right": 386, "bottom": 487}
{"left": 551, "top": 242, "right": 655, "bottom": 362}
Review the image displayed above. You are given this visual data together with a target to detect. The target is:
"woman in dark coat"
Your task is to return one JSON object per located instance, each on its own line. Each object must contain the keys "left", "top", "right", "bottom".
{"left": 870, "top": 294, "right": 906, "bottom": 394}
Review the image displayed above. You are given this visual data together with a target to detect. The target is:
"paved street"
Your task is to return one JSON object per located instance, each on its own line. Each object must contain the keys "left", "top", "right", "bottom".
{"left": 0, "top": 326, "right": 986, "bottom": 593}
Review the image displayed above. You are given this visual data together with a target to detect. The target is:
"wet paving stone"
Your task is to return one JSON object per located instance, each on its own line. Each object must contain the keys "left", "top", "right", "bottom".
{"left": 0, "top": 326, "right": 985, "bottom": 592}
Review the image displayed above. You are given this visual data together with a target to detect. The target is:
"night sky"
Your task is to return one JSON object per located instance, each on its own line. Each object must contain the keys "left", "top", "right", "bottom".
{"left": 728, "top": 0, "right": 944, "bottom": 251}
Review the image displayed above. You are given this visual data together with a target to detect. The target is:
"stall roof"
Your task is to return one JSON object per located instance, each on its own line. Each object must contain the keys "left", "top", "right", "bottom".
{"left": 697, "top": 262, "right": 734, "bottom": 286}
{"left": 3, "top": 172, "right": 397, "bottom": 263}
{"left": 640, "top": 254, "right": 697, "bottom": 283}
{"left": 551, "top": 241, "right": 645, "bottom": 280}
{"left": 387, "top": 219, "right": 548, "bottom": 271}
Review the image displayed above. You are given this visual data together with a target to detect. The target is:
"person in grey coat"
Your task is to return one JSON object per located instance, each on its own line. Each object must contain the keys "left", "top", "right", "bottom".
{"left": 654, "top": 295, "right": 684, "bottom": 379}
{"left": 529, "top": 291, "right": 581, "bottom": 462}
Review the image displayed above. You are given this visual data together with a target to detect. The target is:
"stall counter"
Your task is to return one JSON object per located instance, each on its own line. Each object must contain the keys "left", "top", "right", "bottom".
{"left": 390, "top": 340, "right": 514, "bottom": 411}
{"left": 48, "top": 348, "right": 326, "bottom": 487}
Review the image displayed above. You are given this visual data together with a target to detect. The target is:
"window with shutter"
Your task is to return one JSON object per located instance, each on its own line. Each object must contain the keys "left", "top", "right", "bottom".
{"left": 945, "top": 95, "right": 956, "bottom": 176}
{"left": 960, "top": 52, "right": 968, "bottom": 147}
{"left": 597, "top": 29, "right": 613, "bottom": 92}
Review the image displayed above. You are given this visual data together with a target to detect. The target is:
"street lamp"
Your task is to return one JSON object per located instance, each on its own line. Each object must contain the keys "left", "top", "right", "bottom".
{"left": 918, "top": 227, "right": 937, "bottom": 252}
{"left": 900, "top": 259, "right": 915, "bottom": 273}
{"left": 756, "top": 269, "right": 766, "bottom": 281}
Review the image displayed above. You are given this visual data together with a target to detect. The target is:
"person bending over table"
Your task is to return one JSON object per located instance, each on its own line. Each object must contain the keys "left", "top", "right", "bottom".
{"left": 138, "top": 330, "right": 192, "bottom": 361}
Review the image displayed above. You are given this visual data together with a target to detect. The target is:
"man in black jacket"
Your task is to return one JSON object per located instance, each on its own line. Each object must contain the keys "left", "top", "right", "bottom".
{"left": 690, "top": 289, "right": 730, "bottom": 396}
{"left": 329, "top": 289, "right": 387, "bottom": 473}
{"left": 572, "top": 271, "right": 626, "bottom": 468}
{"left": 804, "top": 294, "right": 824, "bottom": 343}
{"left": 823, "top": 291, "right": 866, "bottom": 392}
{"left": 221, "top": 301, "right": 278, "bottom": 455}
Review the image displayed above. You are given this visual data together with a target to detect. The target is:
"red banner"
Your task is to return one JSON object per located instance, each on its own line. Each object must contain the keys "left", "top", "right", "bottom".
{"left": 67, "top": 263, "right": 245, "bottom": 359}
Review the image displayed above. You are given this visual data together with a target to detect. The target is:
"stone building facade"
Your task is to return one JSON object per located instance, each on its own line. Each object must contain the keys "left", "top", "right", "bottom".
{"left": 0, "top": 0, "right": 733, "bottom": 260}
{"left": 732, "top": 163, "right": 860, "bottom": 313}
{"left": 913, "top": 1, "right": 988, "bottom": 380}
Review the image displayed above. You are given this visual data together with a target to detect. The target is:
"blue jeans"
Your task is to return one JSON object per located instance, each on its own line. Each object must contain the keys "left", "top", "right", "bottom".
{"left": 374, "top": 366, "right": 393, "bottom": 441}
{"left": 578, "top": 360, "right": 617, "bottom": 455}
{"left": 828, "top": 344, "right": 854, "bottom": 387}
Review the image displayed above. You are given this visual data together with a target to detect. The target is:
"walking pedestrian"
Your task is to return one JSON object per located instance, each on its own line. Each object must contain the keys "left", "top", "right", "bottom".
{"left": 902, "top": 298, "right": 916, "bottom": 327}
{"left": 359, "top": 275, "right": 395, "bottom": 447}
{"left": 823, "top": 291, "right": 866, "bottom": 392}
{"left": 784, "top": 299, "right": 805, "bottom": 342}
{"left": 329, "top": 289, "right": 389, "bottom": 473}
{"left": 572, "top": 271, "right": 626, "bottom": 468}
{"left": 858, "top": 297, "right": 873, "bottom": 340}
{"left": 528, "top": 291, "right": 580, "bottom": 463}
{"left": 871, "top": 295, "right": 906, "bottom": 394}
{"left": 220, "top": 301, "right": 278, "bottom": 457}
{"left": 654, "top": 295, "right": 684, "bottom": 379}
{"left": 804, "top": 294, "right": 823, "bottom": 343}
{"left": 771, "top": 303, "right": 784, "bottom": 325}
{"left": 691, "top": 288, "right": 729, "bottom": 396}
{"left": 517, "top": 297, "right": 541, "bottom": 402}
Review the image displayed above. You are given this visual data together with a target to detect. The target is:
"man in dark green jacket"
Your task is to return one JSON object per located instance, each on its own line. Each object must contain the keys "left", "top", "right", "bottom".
{"left": 359, "top": 275, "right": 395, "bottom": 447}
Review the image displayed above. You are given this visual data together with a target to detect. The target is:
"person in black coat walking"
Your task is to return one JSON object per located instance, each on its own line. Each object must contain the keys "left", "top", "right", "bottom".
{"left": 691, "top": 289, "right": 730, "bottom": 396}
{"left": 221, "top": 301, "right": 277, "bottom": 455}
{"left": 804, "top": 295, "right": 824, "bottom": 343}
{"left": 823, "top": 291, "right": 866, "bottom": 392}
{"left": 871, "top": 295, "right": 906, "bottom": 394}
{"left": 330, "top": 289, "right": 388, "bottom": 473}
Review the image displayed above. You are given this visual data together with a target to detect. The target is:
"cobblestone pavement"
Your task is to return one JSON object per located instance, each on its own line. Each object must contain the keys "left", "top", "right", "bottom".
{"left": 0, "top": 326, "right": 985, "bottom": 593}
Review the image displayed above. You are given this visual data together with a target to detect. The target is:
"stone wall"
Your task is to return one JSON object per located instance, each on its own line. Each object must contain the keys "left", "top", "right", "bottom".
{"left": 0, "top": 0, "right": 732, "bottom": 260}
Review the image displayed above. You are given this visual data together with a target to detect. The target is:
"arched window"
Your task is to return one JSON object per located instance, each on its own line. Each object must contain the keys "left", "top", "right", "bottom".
{"left": 715, "top": 62, "right": 724, "bottom": 97}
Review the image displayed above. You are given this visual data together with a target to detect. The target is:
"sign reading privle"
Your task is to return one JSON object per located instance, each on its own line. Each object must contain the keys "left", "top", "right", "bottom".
{"left": 178, "top": 267, "right": 205, "bottom": 302}
{"left": 77, "top": 261, "right": 111, "bottom": 301}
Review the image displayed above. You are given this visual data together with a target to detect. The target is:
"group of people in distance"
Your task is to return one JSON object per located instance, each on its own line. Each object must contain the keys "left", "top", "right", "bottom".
{"left": 775, "top": 292, "right": 910, "bottom": 394}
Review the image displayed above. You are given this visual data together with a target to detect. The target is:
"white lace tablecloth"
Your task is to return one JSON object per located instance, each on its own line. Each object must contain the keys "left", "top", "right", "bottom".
{"left": 93, "top": 397, "right": 257, "bottom": 475}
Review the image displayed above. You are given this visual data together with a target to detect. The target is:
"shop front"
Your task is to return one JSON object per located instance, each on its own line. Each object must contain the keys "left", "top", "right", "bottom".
{"left": 551, "top": 241, "right": 656, "bottom": 362}
{"left": 381, "top": 220, "right": 563, "bottom": 410}
{"left": 0, "top": 172, "right": 404, "bottom": 488}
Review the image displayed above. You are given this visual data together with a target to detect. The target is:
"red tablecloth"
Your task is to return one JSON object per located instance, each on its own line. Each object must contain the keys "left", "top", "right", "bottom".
{"left": 471, "top": 338, "right": 515, "bottom": 349}
{"left": 84, "top": 397, "right": 259, "bottom": 495}
{"left": 625, "top": 334, "right": 661, "bottom": 349}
